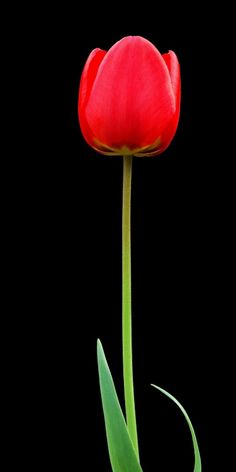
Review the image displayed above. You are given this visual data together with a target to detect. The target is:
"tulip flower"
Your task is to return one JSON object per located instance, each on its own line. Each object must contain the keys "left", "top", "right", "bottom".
{"left": 78, "top": 36, "right": 180, "bottom": 156}
{"left": 78, "top": 36, "right": 201, "bottom": 472}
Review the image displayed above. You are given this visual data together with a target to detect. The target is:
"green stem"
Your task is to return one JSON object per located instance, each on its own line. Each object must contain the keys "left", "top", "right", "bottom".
{"left": 122, "top": 155, "right": 139, "bottom": 459}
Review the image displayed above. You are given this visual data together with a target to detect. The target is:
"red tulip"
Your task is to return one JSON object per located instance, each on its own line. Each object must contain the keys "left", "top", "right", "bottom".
{"left": 78, "top": 36, "right": 180, "bottom": 157}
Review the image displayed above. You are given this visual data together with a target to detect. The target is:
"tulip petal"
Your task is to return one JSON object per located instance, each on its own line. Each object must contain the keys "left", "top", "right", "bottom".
{"left": 78, "top": 48, "right": 107, "bottom": 149}
{"left": 135, "top": 51, "right": 181, "bottom": 157}
{"left": 85, "top": 36, "right": 176, "bottom": 152}
{"left": 162, "top": 51, "right": 181, "bottom": 112}
{"left": 158, "top": 51, "right": 181, "bottom": 153}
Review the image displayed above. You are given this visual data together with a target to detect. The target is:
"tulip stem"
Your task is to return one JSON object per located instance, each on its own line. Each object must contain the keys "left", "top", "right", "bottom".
{"left": 122, "top": 155, "right": 139, "bottom": 459}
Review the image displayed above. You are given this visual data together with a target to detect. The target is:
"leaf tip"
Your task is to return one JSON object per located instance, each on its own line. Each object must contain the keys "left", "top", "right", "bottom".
{"left": 97, "top": 338, "right": 104, "bottom": 362}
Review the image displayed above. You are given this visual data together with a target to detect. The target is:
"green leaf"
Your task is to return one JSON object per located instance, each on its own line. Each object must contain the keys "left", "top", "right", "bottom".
{"left": 151, "top": 384, "right": 202, "bottom": 472}
{"left": 97, "top": 340, "right": 143, "bottom": 472}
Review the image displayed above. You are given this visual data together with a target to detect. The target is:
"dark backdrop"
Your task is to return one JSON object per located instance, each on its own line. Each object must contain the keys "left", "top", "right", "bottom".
{"left": 12, "top": 3, "right": 230, "bottom": 471}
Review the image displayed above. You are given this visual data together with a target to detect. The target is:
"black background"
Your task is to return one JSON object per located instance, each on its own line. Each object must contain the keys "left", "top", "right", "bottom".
{"left": 9, "top": 2, "right": 231, "bottom": 471}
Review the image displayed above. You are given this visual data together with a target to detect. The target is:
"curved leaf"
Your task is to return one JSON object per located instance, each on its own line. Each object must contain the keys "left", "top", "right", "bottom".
{"left": 151, "top": 384, "right": 202, "bottom": 472}
{"left": 97, "top": 340, "right": 143, "bottom": 472}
